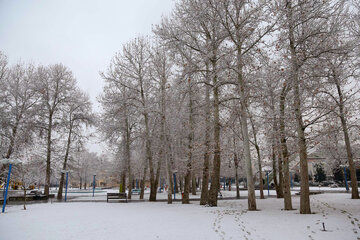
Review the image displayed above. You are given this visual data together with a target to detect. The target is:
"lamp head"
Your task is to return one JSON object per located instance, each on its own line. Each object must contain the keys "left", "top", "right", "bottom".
{"left": 0, "top": 158, "right": 22, "bottom": 165}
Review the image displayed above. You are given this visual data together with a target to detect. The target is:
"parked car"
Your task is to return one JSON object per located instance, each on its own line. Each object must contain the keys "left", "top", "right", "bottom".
{"left": 319, "top": 181, "right": 335, "bottom": 187}
{"left": 292, "top": 182, "right": 300, "bottom": 187}
{"left": 131, "top": 189, "right": 141, "bottom": 195}
{"left": 29, "top": 190, "right": 42, "bottom": 196}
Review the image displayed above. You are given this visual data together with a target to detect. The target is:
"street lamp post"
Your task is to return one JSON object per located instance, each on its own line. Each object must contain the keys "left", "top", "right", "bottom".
{"left": 92, "top": 174, "right": 96, "bottom": 197}
{"left": 340, "top": 164, "right": 349, "bottom": 192}
{"left": 1, "top": 158, "right": 22, "bottom": 213}
{"left": 61, "top": 170, "right": 70, "bottom": 202}
{"left": 65, "top": 172, "right": 69, "bottom": 201}
{"left": 65, "top": 171, "right": 69, "bottom": 202}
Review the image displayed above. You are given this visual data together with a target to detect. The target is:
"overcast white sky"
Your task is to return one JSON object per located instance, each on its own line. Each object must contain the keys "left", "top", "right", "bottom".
{"left": 0, "top": 0, "right": 174, "bottom": 109}
{"left": 0, "top": 0, "right": 174, "bottom": 154}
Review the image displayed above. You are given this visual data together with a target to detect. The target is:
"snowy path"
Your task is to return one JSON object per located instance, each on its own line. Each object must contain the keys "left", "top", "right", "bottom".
{"left": 0, "top": 193, "right": 359, "bottom": 240}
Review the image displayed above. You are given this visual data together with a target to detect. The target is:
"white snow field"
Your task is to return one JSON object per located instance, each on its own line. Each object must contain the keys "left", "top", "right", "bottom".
{"left": 0, "top": 193, "right": 359, "bottom": 240}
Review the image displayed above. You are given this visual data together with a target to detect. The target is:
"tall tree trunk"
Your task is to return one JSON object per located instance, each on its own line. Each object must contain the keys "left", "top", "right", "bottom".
{"left": 200, "top": 82, "right": 211, "bottom": 205}
{"left": 183, "top": 169, "right": 191, "bottom": 204}
{"left": 287, "top": 0, "right": 311, "bottom": 214}
{"left": 125, "top": 116, "right": 132, "bottom": 200}
{"left": 249, "top": 114, "right": 264, "bottom": 199}
{"left": 277, "top": 142, "right": 284, "bottom": 198}
{"left": 120, "top": 171, "right": 126, "bottom": 193}
{"left": 184, "top": 79, "right": 194, "bottom": 204}
{"left": 279, "top": 84, "right": 293, "bottom": 210}
{"left": 57, "top": 123, "right": 73, "bottom": 200}
{"left": 159, "top": 73, "right": 173, "bottom": 204}
{"left": 192, "top": 173, "right": 197, "bottom": 195}
{"left": 143, "top": 112, "right": 156, "bottom": 201}
{"left": 273, "top": 117, "right": 284, "bottom": 199}
{"left": 255, "top": 145, "right": 264, "bottom": 199}
{"left": 334, "top": 75, "right": 359, "bottom": 199}
{"left": 166, "top": 139, "right": 173, "bottom": 204}
{"left": 208, "top": 59, "right": 221, "bottom": 206}
{"left": 272, "top": 144, "right": 280, "bottom": 196}
{"left": 240, "top": 103, "right": 256, "bottom": 209}
{"left": 44, "top": 113, "right": 53, "bottom": 196}
{"left": 23, "top": 186, "right": 27, "bottom": 210}
{"left": 237, "top": 51, "right": 256, "bottom": 210}
{"left": 140, "top": 164, "right": 147, "bottom": 200}
{"left": 139, "top": 76, "right": 156, "bottom": 201}
{"left": 234, "top": 153, "right": 240, "bottom": 199}
{"left": 294, "top": 81, "right": 311, "bottom": 214}
{"left": 153, "top": 158, "right": 162, "bottom": 200}
{"left": 166, "top": 165, "right": 173, "bottom": 204}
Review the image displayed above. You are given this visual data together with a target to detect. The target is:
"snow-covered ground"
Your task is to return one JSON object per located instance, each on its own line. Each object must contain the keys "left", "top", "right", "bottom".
{"left": 54, "top": 186, "right": 350, "bottom": 201}
{"left": 1, "top": 192, "right": 359, "bottom": 240}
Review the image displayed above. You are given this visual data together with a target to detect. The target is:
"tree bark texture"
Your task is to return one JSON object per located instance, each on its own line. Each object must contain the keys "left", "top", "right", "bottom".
{"left": 44, "top": 113, "right": 53, "bottom": 196}
{"left": 208, "top": 61, "right": 221, "bottom": 206}
{"left": 200, "top": 83, "right": 211, "bottom": 205}
{"left": 234, "top": 153, "right": 240, "bottom": 199}
{"left": 279, "top": 85, "right": 293, "bottom": 210}
{"left": 237, "top": 52, "right": 256, "bottom": 210}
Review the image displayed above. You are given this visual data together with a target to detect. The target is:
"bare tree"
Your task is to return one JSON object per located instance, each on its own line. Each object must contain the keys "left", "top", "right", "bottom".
{"left": 37, "top": 64, "right": 77, "bottom": 196}
{"left": 1, "top": 62, "right": 39, "bottom": 159}
{"left": 57, "top": 91, "right": 93, "bottom": 199}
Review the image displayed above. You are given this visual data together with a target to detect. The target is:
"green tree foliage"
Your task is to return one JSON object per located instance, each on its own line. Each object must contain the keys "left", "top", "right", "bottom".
{"left": 333, "top": 167, "right": 344, "bottom": 183}
{"left": 314, "top": 164, "right": 326, "bottom": 183}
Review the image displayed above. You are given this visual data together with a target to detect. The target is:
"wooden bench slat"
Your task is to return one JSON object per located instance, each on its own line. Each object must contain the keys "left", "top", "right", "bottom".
{"left": 106, "top": 192, "right": 128, "bottom": 202}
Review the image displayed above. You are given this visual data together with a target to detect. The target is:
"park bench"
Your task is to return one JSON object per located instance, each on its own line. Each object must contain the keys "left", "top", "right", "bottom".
{"left": 107, "top": 192, "right": 127, "bottom": 202}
